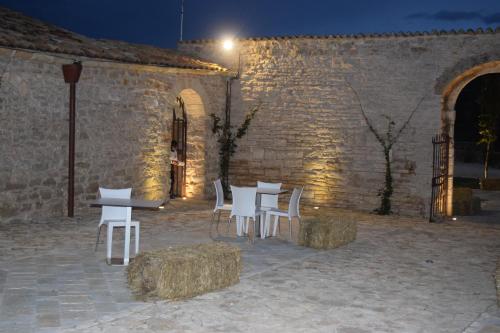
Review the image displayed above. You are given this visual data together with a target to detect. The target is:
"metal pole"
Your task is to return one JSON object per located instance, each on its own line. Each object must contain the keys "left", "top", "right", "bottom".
{"left": 62, "top": 61, "right": 82, "bottom": 218}
{"left": 180, "top": 0, "right": 184, "bottom": 41}
{"left": 68, "top": 83, "right": 76, "bottom": 217}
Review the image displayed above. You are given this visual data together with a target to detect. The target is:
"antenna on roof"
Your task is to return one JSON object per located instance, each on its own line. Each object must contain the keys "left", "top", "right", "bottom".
{"left": 180, "top": 0, "right": 184, "bottom": 41}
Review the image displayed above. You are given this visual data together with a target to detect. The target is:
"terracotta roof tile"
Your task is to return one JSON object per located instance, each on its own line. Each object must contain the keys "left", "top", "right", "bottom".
{"left": 0, "top": 6, "right": 227, "bottom": 72}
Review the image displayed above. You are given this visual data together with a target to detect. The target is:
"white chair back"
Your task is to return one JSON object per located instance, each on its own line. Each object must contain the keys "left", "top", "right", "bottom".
{"left": 288, "top": 187, "right": 303, "bottom": 218}
{"left": 214, "top": 179, "right": 225, "bottom": 208}
{"left": 257, "top": 181, "right": 282, "bottom": 208}
{"left": 99, "top": 188, "right": 131, "bottom": 224}
{"left": 230, "top": 186, "right": 257, "bottom": 218}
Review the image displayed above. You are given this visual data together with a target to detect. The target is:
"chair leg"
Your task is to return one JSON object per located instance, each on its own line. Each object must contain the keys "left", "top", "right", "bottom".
{"left": 235, "top": 216, "right": 240, "bottom": 236}
{"left": 252, "top": 218, "right": 256, "bottom": 244}
{"left": 288, "top": 218, "right": 292, "bottom": 241}
{"left": 135, "top": 225, "right": 140, "bottom": 255}
{"left": 266, "top": 214, "right": 271, "bottom": 237}
{"left": 209, "top": 211, "right": 215, "bottom": 238}
{"left": 227, "top": 216, "right": 232, "bottom": 236}
{"left": 260, "top": 212, "right": 266, "bottom": 239}
{"left": 216, "top": 210, "right": 222, "bottom": 233}
{"left": 245, "top": 217, "right": 249, "bottom": 235}
{"left": 106, "top": 225, "right": 113, "bottom": 264}
{"left": 95, "top": 225, "right": 103, "bottom": 251}
{"left": 273, "top": 215, "right": 280, "bottom": 236}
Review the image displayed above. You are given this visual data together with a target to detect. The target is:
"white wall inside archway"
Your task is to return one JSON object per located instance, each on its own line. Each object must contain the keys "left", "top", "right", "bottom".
{"left": 178, "top": 88, "right": 207, "bottom": 198}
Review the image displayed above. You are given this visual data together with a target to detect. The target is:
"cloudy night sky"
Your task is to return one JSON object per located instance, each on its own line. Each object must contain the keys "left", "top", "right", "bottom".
{"left": 0, "top": 0, "right": 499, "bottom": 48}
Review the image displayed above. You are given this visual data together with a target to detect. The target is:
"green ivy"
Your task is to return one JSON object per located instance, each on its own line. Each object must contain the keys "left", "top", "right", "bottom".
{"left": 210, "top": 105, "right": 259, "bottom": 196}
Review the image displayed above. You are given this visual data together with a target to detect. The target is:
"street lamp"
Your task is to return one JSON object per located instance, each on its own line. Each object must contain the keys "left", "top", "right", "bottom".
{"left": 221, "top": 37, "right": 240, "bottom": 79}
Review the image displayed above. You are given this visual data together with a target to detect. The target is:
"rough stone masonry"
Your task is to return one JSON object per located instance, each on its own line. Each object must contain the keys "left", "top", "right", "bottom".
{"left": 0, "top": 5, "right": 499, "bottom": 223}
{"left": 0, "top": 48, "right": 227, "bottom": 222}
{"left": 179, "top": 30, "right": 500, "bottom": 216}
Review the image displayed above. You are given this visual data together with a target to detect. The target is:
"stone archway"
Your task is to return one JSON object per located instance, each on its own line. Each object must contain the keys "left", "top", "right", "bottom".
{"left": 441, "top": 61, "right": 500, "bottom": 215}
{"left": 177, "top": 88, "right": 207, "bottom": 198}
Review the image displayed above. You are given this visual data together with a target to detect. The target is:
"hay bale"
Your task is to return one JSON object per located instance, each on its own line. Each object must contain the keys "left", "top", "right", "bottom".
{"left": 298, "top": 215, "right": 356, "bottom": 250}
{"left": 480, "top": 178, "right": 500, "bottom": 190}
{"left": 496, "top": 259, "right": 500, "bottom": 307}
{"left": 452, "top": 188, "right": 481, "bottom": 215}
{"left": 127, "top": 242, "right": 241, "bottom": 300}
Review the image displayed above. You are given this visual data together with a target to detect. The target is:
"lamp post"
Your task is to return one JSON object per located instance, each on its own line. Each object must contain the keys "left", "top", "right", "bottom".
{"left": 219, "top": 38, "right": 241, "bottom": 191}
{"left": 62, "top": 61, "right": 82, "bottom": 217}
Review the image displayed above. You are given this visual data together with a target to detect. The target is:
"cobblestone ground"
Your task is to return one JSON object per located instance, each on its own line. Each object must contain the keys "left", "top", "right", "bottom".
{"left": 1, "top": 199, "right": 500, "bottom": 333}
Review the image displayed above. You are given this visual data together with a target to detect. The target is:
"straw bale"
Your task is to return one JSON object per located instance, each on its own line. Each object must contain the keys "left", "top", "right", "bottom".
{"left": 496, "top": 258, "right": 500, "bottom": 307}
{"left": 481, "top": 178, "right": 500, "bottom": 190}
{"left": 452, "top": 188, "right": 481, "bottom": 215}
{"left": 127, "top": 242, "right": 241, "bottom": 300}
{"left": 298, "top": 214, "right": 356, "bottom": 250}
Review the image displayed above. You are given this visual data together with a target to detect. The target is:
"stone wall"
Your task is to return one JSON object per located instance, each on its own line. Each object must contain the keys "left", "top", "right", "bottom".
{"left": 0, "top": 48, "right": 226, "bottom": 222}
{"left": 179, "top": 31, "right": 500, "bottom": 216}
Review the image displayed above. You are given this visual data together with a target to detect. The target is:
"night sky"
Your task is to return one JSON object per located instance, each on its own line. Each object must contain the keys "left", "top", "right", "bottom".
{"left": 0, "top": 0, "right": 499, "bottom": 49}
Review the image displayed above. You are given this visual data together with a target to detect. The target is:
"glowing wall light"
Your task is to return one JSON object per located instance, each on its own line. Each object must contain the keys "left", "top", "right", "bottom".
{"left": 222, "top": 38, "right": 234, "bottom": 51}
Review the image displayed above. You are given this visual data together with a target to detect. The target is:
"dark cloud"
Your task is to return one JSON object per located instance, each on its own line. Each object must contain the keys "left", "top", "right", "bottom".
{"left": 483, "top": 13, "right": 500, "bottom": 24}
{"left": 406, "top": 10, "right": 500, "bottom": 24}
{"left": 433, "top": 10, "right": 482, "bottom": 21}
{"left": 405, "top": 12, "right": 429, "bottom": 19}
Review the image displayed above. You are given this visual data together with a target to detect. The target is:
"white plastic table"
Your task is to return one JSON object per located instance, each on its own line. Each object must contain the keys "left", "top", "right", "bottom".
{"left": 233, "top": 187, "right": 287, "bottom": 237}
{"left": 89, "top": 198, "right": 164, "bottom": 265}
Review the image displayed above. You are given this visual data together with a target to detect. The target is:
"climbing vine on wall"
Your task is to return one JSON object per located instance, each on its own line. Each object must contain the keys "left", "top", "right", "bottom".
{"left": 210, "top": 104, "right": 260, "bottom": 196}
{"left": 346, "top": 81, "right": 425, "bottom": 215}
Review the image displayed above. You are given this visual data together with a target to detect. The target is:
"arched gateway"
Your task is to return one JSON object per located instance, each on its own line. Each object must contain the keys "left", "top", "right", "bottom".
{"left": 173, "top": 88, "right": 208, "bottom": 199}
{"left": 438, "top": 61, "right": 500, "bottom": 218}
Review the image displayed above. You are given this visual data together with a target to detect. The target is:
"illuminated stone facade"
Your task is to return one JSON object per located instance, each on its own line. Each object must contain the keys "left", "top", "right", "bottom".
{"left": 1, "top": 22, "right": 499, "bottom": 222}
{"left": 179, "top": 31, "right": 500, "bottom": 216}
{"left": 0, "top": 48, "right": 226, "bottom": 221}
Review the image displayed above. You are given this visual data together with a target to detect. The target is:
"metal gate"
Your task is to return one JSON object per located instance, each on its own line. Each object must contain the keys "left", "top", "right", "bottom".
{"left": 171, "top": 97, "right": 187, "bottom": 198}
{"left": 429, "top": 133, "right": 450, "bottom": 222}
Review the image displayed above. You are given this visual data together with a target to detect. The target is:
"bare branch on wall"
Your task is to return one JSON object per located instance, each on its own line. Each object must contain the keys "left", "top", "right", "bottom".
{"left": 345, "top": 78, "right": 427, "bottom": 214}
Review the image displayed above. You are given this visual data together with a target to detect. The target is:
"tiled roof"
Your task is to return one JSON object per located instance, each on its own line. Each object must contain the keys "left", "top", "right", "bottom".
{"left": 179, "top": 27, "right": 500, "bottom": 44}
{"left": 0, "top": 6, "right": 227, "bottom": 72}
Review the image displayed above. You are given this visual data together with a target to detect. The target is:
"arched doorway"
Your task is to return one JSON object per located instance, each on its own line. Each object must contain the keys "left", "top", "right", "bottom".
{"left": 441, "top": 61, "right": 500, "bottom": 217}
{"left": 173, "top": 88, "right": 207, "bottom": 199}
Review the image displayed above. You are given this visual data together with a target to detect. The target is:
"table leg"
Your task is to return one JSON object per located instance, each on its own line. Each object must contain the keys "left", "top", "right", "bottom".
{"left": 124, "top": 207, "right": 131, "bottom": 266}
{"left": 256, "top": 193, "right": 261, "bottom": 237}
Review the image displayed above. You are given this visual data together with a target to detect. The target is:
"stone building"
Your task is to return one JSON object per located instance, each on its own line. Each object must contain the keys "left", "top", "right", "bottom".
{"left": 0, "top": 7, "right": 228, "bottom": 222}
{"left": 179, "top": 29, "right": 500, "bottom": 217}
{"left": 0, "top": 6, "right": 499, "bottom": 222}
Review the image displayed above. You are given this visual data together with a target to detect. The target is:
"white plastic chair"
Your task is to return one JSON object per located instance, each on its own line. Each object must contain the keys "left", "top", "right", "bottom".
{"left": 94, "top": 188, "right": 140, "bottom": 262}
{"left": 264, "top": 187, "right": 303, "bottom": 241}
{"left": 228, "top": 186, "right": 262, "bottom": 243}
{"left": 257, "top": 181, "right": 282, "bottom": 210}
{"left": 210, "top": 179, "right": 232, "bottom": 237}
{"left": 257, "top": 181, "right": 282, "bottom": 237}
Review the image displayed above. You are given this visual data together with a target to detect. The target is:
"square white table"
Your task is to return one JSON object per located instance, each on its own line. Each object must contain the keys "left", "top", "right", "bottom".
{"left": 89, "top": 198, "right": 164, "bottom": 265}
{"left": 233, "top": 187, "right": 287, "bottom": 237}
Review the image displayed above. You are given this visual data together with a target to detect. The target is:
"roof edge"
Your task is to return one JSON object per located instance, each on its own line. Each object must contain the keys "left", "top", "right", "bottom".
{"left": 0, "top": 45, "right": 230, "bottom": 74}
{"left": 179, "top": 26, "right": 500, "bottom": 44}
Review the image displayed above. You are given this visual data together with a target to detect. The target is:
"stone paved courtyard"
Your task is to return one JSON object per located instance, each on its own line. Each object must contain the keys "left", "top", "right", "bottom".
{"left": 1, "top": 199, "right": 500, "bottom": 332}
